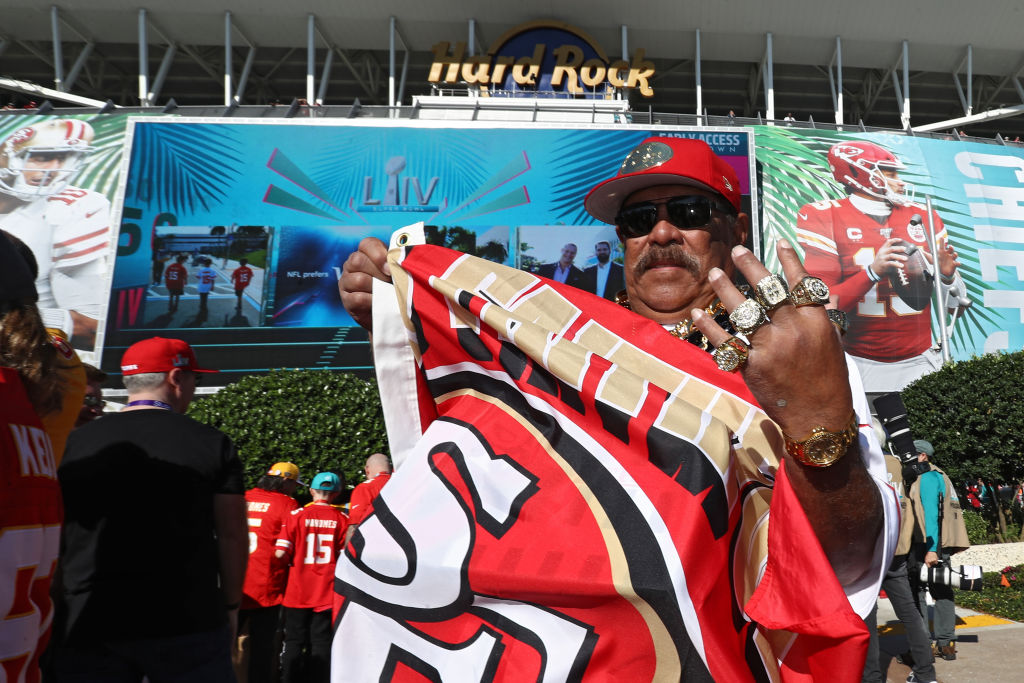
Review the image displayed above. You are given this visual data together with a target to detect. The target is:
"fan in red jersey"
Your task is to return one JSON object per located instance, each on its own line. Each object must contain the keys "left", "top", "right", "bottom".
{"left": 796, "top": 140, "right": 968, "bottom": 392}
{"left": 231, "top": 258, "right": 254, "bottom": 312}
{"left": 0, "top": 231, "right": 67, "bottom": 683}
{"left": 346, "top": 453, "right": 392, "bottom": 531}
{"left": 275, "top": 472, "right": 348, "bottom": 683}
{"left": 238, "top": 462, "right": 302, "bottom": 683}
{"left": 164, "top": 254, "right": 189, "bottom": 313}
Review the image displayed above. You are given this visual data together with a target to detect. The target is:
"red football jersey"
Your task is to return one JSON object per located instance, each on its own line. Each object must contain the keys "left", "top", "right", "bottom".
{"left": 797, "top": 197, "right": 945, "bottom": 361}
{"left": 242, "top": 488, "right": 299, "bottom": 609}
{"left": 347, "top": 473, "right": 391, "bottom": 526}
{"left": 231, "top": 266, "right": 253, "bottom": 289}
{"left": 1, "top": 368, "right": 62, "bottom": 683}
{"left": 164, "top": 263, "right": 187, "bottom": 288}
{"left": 277, "top": 502, "right": 348, "bottom": 611}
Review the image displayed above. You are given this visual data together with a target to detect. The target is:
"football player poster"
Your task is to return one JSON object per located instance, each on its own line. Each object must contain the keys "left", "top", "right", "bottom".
{"left": 0, "top": 115, "right": 129, "bottom": 361}
{"left": 757, "top": 128, "right": 1024, "bottom": 394}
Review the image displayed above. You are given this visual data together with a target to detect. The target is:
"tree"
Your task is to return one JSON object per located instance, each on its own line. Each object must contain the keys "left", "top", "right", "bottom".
{"left": 187, "top": 369, "right": 388, "bottom": 494}
{"left": 902, "top": 350, "right": 1024, "bottom": 541}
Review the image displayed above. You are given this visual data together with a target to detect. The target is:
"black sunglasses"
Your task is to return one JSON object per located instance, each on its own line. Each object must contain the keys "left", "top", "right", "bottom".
{"left": 615, "top": 195, "right": 735, "bottom": 239}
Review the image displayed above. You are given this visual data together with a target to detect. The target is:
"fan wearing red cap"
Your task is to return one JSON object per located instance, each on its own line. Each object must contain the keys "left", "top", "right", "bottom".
{"left": 57, "top": 333, "right": 245, "bottom": 680}
{"left": 119, "top": 336, "right": 217, "bottom": 414}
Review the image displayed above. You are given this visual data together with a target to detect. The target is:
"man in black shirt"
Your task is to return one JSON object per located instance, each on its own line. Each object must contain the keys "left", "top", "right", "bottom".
{"left": 55, "top": 337, "right": 247, "bottom": 682}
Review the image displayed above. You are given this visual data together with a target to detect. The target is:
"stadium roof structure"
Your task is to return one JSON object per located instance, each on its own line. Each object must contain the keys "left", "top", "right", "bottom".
{"left": 3, "top": 0, "right": 1024, "bottom": 138}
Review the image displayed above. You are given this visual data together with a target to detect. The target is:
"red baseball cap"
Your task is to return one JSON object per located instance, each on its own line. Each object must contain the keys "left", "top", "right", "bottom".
{"left": 584, "top": 137, "right": 742, "bottom": 224}
{"left": 120, "top": 337, "right": 218, "bottom": 376}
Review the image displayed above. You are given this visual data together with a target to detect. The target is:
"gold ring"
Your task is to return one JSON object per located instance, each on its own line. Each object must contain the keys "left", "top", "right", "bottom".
{"left": 790, "top": 276, "right": 830, "bottom": 306}
{"left": 713, "top": 336, "right": 750, "bottom": 372}
{"left": 754, "top": 274, "right": 790, "bottom": 311}
{"left": 728, "top": 298, "right": 769, "bottom": 336}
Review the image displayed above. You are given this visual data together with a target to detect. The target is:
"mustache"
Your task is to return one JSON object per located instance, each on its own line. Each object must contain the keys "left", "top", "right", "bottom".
{"left": 633, "top": 244, "right": 701, "bottom": 279}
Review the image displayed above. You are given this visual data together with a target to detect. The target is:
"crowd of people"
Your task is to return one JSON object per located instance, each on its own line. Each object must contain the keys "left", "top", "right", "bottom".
{"left": 0, "top": 236, "right": 391, "bottom": 682}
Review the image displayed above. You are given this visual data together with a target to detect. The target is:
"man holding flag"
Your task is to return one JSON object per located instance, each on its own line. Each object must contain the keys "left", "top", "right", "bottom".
{"left": 336, "top": 137, "right": 896, "bottom": 681}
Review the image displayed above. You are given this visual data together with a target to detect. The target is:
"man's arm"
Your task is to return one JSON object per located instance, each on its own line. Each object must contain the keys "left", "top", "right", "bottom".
{"left": 213, "top": 493, "right": 248, "bottom": 608}
{"left": 694, "top": 240, "right": 883, "bottom": 586}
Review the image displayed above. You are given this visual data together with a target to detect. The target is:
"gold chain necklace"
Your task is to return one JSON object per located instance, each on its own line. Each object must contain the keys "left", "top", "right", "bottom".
{"left": 615, "top": 291, "right": 727, "bottom": 339}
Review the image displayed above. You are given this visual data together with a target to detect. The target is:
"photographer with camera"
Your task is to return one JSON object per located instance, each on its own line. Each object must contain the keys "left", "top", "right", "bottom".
{"left": 862, "top": 437, "right": 938, "bottom": 683}
{"left": 907, "top": 439, "right": 971, "bottom": 662}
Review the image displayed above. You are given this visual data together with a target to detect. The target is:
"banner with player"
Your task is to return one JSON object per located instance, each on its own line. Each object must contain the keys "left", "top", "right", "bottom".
{"left": 0, "top": 114, "right": 131, "bottom": 362}
{"left": 104, "top": 120, "right": 755, "bottom": 385}
{"left": 756, "top": 127, "right": 1024, "bottom": 393}
{"left": 332, "top": 227, "right": 871, "bottom": 682}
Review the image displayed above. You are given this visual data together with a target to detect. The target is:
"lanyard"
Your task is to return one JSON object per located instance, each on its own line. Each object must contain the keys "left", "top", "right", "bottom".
{"left": 126, "top": 399, "right": 174, "bottom": 411}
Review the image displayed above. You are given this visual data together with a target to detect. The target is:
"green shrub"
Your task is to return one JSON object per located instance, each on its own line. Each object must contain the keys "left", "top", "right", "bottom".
{"left": 902, "top": 351, "right": 1024, "bottom": 489}
{"left": 963, "top": 509, "right": 992, "bottom": 545}
{"left": 954, "top": 564, "right": 1024, "bottom": 622}
{"left": 188, "top": 369, "right": 387, "bottom": 494}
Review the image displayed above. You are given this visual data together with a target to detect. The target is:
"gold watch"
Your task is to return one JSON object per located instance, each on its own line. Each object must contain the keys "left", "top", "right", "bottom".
{"left": 784, "top": 413, "right": 858, "bottom": 467}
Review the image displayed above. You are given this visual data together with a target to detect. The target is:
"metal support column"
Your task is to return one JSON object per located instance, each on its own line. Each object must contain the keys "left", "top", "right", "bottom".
{"left": 138, "top": 9, "right": 149, "bottom": 106}
{"left": 150, "top": 44, "right": 176, "bottom": 105}
{"left": 901, "top": 40, "right": 910, "bottom": 128}
{"left": 828, "top": 36, "right": 844, "bottom": 125}
{"left": 51, "top": 6, "right": 64, "bottom": 91}
{"left": 236, "top": 47, "right": 255, "bottom": 104}
{"left": 389, "top": 16, "right": 396, "bottom": 110}
{"left": 316, "top": 49, "right": 334, "bottom": 106}
{"left": 968, "top": 44, "right": 973, "bottom": 115}
{"left": 695, "top": 28, "right": 703, "bottom": 123}
{"left": 765, "top": 32, "right": 775, "bottom": 122}
{"left": 307, "top": 14, "right": 316, "bottom": 105}
{"left": 621, "top": 25, "right": 628, "bottom": 99}
{"left": 224, "top": 11, "right": 233, "bottom": 106}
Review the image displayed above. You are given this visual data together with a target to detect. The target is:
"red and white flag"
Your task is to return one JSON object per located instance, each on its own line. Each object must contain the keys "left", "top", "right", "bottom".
{"left": 333, "top": 226, "right": 890, "bottom": 682}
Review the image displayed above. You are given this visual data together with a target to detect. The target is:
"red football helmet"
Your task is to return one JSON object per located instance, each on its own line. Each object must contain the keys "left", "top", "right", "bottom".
{"left": 827, "top": 141, "right": 912, "bottom": 206}
{"left": 0, "top": 119, "right": 95, "bottom": 201}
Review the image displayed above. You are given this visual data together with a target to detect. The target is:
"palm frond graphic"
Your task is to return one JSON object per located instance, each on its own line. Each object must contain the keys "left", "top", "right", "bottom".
{"left": 125, "top": 122, "right": 243, "bottom": 215}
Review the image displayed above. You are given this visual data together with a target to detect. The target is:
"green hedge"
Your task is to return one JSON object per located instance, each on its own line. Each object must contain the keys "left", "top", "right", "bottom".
{"left": 902, "top": 351, "right": 1024, "bottom": 488}
{"left": 954, "top": 564, "right": 1024, "bottom": 622}
{"left": 188, "top": 369, "right": 387, "bottom": 494}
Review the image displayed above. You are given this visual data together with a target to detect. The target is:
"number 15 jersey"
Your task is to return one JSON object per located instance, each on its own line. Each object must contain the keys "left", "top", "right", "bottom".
{"left": 276, "top": 501, "right": 348, "bottom": 611}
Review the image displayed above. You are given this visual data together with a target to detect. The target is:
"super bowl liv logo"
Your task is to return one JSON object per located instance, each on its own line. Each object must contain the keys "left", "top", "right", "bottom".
{"left": 359, "top": 156, "right": 439, "bottom": 212}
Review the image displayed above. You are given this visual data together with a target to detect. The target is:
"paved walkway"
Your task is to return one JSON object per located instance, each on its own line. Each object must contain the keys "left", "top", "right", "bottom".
{"left": 874, "top": 597, "right": 1021, "bottom": 682}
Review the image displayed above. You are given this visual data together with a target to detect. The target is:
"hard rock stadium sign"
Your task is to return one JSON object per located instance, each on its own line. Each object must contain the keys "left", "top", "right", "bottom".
{"left": 427, "top": 21, "right": 657, "bottom": 98}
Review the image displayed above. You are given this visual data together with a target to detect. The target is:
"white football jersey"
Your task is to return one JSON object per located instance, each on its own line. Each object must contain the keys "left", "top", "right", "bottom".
{"left": 0, "top": 186, "right": 111, "bottom": 318}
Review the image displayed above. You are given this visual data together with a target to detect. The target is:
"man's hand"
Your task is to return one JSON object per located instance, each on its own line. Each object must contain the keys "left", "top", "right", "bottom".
{"left": 339, "top": 237, "right": 391, "bottom": 331}
{"left": 693, "top": 240, "right": 851, "bottom": 439}
{"left": 925, "top": 550, "right": 940, "bottom": 567}
{"left": 692, "top": 239, "right": 882, "bottom": 585}
{"left": 869, "top": 238, "right": 908, "bottom": 278}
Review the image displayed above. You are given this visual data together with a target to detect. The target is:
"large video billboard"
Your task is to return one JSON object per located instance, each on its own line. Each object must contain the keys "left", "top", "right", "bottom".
{"left": 757, "top": 127, "right": 1024, "bottom": 393}
{"left": 101, "top": 120, "right": 756, "bottom": 385}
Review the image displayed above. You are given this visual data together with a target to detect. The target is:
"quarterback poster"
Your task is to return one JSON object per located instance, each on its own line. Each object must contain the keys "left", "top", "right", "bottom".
{"left": 756, "top": 127, "right": 1024, "bottom": 393}
{"left": 0, "top": 115, "right": 130, "bottom": 362}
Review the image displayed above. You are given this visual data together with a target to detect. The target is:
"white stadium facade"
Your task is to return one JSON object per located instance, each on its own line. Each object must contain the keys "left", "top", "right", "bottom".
{"left": 3, "top": 0, "right": 1024, "bottom": 140}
